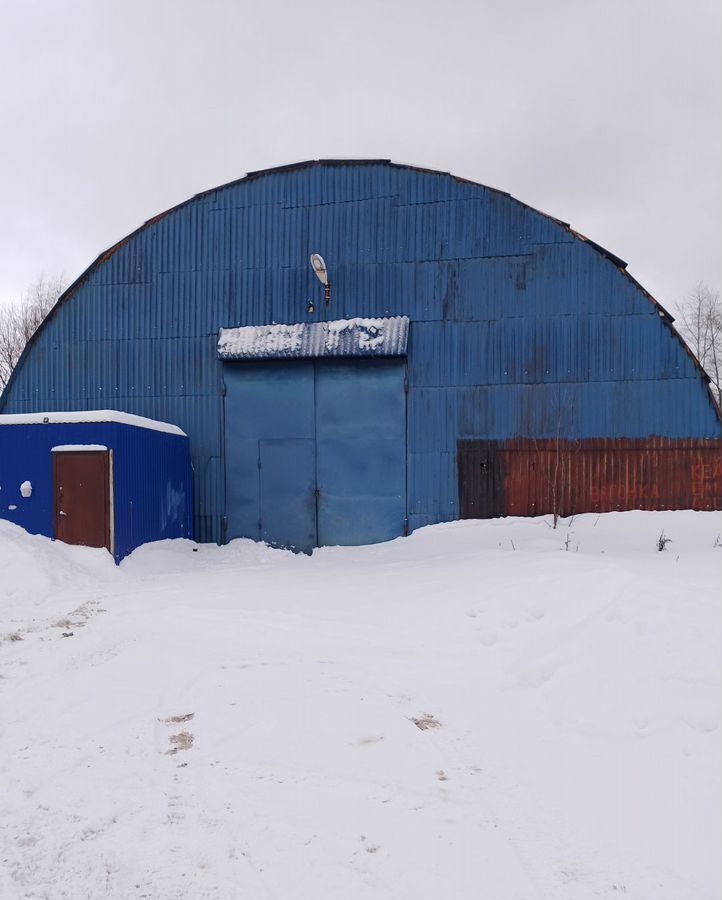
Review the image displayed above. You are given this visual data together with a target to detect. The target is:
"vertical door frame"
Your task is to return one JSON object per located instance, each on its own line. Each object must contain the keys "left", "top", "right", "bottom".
{"left": 108, "top": 449, "right": 115, "bottom": 557}
{"left": 403, "top": 357, "right": 409, "bottom": 536}
{"left": 52, "top": 448, "right": 114, "bottom": 554}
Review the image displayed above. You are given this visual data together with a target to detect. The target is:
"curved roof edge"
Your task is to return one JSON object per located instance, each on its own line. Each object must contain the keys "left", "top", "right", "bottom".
{"left": 1, "top": 158, "right": 717, "bottom": 419}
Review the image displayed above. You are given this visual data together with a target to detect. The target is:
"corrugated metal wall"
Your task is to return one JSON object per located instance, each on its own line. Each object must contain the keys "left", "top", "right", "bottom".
{"left": 458, "top": 438, "right": 722, "bottom": 519}
{"left": 2, "top": 160, "right": 720, "bottom": 540}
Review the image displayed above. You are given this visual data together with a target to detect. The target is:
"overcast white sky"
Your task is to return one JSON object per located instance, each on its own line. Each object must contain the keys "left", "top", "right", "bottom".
{"left": 0, "top": 0, "right": 719, "bottom": 314}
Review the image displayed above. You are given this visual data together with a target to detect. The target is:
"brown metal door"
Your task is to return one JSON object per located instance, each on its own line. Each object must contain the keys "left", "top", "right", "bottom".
{"left": 458, "top": 440, "right": 505, "bottom": 519}
{"left": 53, "top": 451, "right": 111, "bottom": 551}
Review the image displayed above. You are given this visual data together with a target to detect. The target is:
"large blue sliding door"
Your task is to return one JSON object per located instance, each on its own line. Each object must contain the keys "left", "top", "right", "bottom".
{"left": 223, "top": 358, "right": 406, "bottom": 550}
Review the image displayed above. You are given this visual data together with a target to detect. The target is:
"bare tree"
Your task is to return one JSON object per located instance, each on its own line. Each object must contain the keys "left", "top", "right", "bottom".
{"left": 535, "top": 385, "right": 578, "bottom": 528}
{"left": 676, "top": 283, "right": 722, "bottom": 408}
{"left": 0, "top": 274, "right": 66, "bottom": 392}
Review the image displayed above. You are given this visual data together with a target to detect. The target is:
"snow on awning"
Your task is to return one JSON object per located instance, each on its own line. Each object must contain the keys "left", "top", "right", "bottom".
{"left": 51, "top": 444, "right": 109, "bottom": 452}
{"left": 218, "top": 316, "right": 409, "bottom": 361}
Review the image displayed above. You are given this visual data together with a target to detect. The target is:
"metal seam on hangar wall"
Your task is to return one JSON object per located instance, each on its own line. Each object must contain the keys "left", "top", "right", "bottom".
{"left": 1, "top": 160, "right": 720, "bottom": 544}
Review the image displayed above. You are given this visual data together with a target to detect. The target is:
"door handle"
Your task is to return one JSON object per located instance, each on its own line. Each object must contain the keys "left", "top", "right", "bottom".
{"left": 59, "top": 510, "right": 68, "bottom": 517}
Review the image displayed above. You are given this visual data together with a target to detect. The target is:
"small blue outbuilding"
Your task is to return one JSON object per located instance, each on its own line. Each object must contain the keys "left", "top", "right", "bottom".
{"left": 0, "top": 410, "right": 193, "bottom": 562}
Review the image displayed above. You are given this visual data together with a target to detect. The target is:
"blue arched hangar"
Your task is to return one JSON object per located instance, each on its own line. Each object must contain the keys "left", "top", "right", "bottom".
{"left": 2, "top": 160, "right": 720, "bottom": 553}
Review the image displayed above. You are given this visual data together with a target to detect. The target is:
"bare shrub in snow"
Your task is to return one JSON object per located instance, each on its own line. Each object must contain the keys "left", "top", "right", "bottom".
{"left": 657, "top": 531, "right": 672, "bottom": 551}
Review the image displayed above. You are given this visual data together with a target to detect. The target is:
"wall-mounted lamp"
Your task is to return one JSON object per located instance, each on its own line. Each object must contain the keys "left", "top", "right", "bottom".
{"left": 310, "top": 253, "right": 331, "bottom": 305}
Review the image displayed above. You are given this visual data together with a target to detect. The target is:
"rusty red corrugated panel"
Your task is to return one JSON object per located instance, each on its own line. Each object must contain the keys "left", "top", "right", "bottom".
{"left": 500, "top": 438, "right": 722, "bottom": 516}
{"left": 459, "top": 438, "right": 722, "bottom": 519}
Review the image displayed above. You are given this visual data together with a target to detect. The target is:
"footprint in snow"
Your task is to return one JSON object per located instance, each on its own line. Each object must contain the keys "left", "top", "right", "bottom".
{"left": 160, "top": 712, "right": 195, "bottom": 724}
{"left": 359, "top": 836, "right": 381, "bottom": 854}
{"left": 158, "top": 713, "right": 196, "bottom": 755}
{"left": 411, "top": 714, "right": 441, "bottom": 731}
{"left": 166, "top": 732, "right": 194, "bottom": 755}
{"left": 355, "top": 735, "right": 384, "bottom": 746}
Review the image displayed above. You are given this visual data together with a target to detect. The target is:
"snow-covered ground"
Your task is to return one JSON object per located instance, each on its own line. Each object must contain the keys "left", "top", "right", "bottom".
{"left": 1, "top": 511, "right": 720, "bottom": 900}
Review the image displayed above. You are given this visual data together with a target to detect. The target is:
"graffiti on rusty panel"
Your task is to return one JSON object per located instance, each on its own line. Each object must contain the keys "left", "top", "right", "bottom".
{"left": 691, "top": 460, "right": 722, "bottom": 508}
{"left": 590, "top": 483, "right": 661, "bottom": 505}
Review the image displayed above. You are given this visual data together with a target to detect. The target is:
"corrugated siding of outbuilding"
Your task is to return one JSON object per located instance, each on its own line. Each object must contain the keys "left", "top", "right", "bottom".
{"left": 109, "top": 423, "right": 194, "bottom": 560}
{"left": 2, "top": 160, "right": 720, "bottom": 540}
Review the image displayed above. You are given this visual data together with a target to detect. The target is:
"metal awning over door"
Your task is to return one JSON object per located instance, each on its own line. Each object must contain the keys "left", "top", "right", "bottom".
{"left": 218, "top": 316, "right": 409, "bottom": 361}
{"left": 222, "top": 356, "right": 407, "bottom": 552}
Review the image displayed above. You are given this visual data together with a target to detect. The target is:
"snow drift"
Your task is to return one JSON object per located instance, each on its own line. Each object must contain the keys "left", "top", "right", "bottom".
{"left": 1, "top": 511, "right": 720, "bottom": 899}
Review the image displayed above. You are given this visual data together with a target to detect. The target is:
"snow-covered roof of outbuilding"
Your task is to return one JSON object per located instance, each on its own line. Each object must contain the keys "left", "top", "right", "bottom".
{"left": 0, "top": 410, "right": 186, "bottom": 436}
{"left": 218, "top": 316, "right": 409, "bottom": 361}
